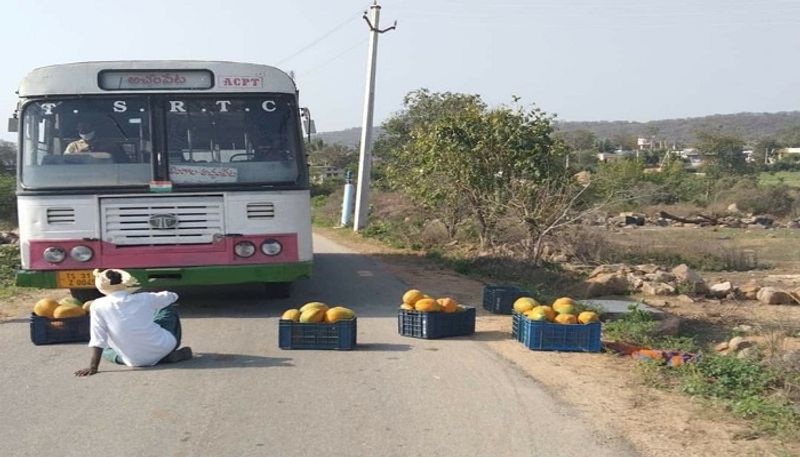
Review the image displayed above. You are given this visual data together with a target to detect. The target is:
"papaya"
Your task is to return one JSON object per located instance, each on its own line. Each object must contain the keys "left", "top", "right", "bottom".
{"left": 82, "top": 301, "right": 93, "bottom": 312}
{"left": 33, "top": 298, "right": 60, "bottom": 318}
{"left": 414, "top": 298, "right": 442, "bottom": 312}
{"left": 325, "top": 306, "right": 355, "bottom": 323}
{"left": 399, "top": 303, "right": 414, "bottom": 311}
{"left": 578, "top": 311, "right": 599, "bottom": 324}
{"left": 299, "top": 302, "right": 328, "bottom": 313}
{"left": 281, "top": 309, "right": 301, "bottom": 322}
{"left": 455, "top": 305, "right": 466, "bottom": 312}
{"left": 59, "top": 296, "right": 83, "bottom": 307}
{"left": 554, "top": 313, "right": 578, "bottom": 324}
{"left": 299, "top": 307, "right": 325, "bottom": 323}
{"left": 531, "top": 305, "right": 556, "bottom": 321}
{"left": 402, "top": 289, "right": 425, "bottom": 305}
{"left": 525, "top": 310, "right": 548, "bottom": 321}
{"left": 436, "top": 297, "right": 458, "bottom": 313}
{"left": 53, "top": 305, "right": 86, "bottom": 318}
{"left": 552, "top": 303, "right": 576, "bottom": 315}
{"left": 513, "top": 297, "right": 539, "bottom": 313}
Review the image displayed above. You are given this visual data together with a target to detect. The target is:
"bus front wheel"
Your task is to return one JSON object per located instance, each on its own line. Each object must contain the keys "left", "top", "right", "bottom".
{"left": 70, "top": 288, "right": 104, "bottom": 303}
{"left": 264, "top": 282, "right": 292, "bottom": 299}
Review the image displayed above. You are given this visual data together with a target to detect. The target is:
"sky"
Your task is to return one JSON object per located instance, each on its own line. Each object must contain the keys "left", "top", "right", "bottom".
{"left": 2, "top": 0, "right": 800, "bottom": 142}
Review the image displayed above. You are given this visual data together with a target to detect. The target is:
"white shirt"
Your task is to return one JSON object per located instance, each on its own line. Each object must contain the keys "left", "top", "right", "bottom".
{"left": 88, "top": 290, "right": 179, "bottom": 367}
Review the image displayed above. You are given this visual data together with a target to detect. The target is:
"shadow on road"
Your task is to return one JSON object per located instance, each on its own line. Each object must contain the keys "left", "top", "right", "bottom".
{"left": 472, "top": 330, "right": 515, "bottom": 342}
{"left": 146, "top": 353, "right": 294, "bottom": 370}
{"left": 354, "top": 343, "right": 413, "bottom": 352}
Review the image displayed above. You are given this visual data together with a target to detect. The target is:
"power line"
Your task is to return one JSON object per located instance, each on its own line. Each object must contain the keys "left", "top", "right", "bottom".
{"left": 297, "top": 39, "right": 367, "bottom": 79}
{"left": 276, "top": 9, "right": 365, "bottom": 66}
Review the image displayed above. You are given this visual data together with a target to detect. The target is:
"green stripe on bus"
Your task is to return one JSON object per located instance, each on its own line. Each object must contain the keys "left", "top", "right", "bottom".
{"left": 16, "top": 262, "right": 313, "bottom": 289}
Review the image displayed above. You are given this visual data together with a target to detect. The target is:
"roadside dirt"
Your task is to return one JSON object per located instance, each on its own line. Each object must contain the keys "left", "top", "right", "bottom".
{"left": 317, "top": 227, "right": 800, "bottom": 457}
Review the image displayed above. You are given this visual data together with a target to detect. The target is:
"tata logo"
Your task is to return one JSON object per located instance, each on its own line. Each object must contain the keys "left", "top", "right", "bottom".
{"left": 148, "top": 213, "right": 179, "bottom": 229}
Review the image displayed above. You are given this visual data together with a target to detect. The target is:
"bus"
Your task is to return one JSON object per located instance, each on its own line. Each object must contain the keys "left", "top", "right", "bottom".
{"left": 8, "top": 61, "right": 313, "bottom": 301}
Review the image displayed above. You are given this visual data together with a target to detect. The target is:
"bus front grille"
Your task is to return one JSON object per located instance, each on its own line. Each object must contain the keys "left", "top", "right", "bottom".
{"left": 101, "top": 196, "right": 224, "bottom": 246}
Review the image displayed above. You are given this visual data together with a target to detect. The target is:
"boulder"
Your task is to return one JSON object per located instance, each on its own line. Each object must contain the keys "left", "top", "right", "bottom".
{"left": 588, "top": 264, "right": 627, "bottom": 279}
{"left": 634, "top": 264, "right": 661, "bottom": 275}
{"left": 737, "top": 346, "right": 758, "bottom": 360}
{"left": 728, "top": 336, "right": 751, "bottom": 352}
{"left": 583, "top": 273, "right": 629, "bottom": 298}
{"left": 674, "top": 294, "right": 695, "bottom": 305}
{"left": 641, "top": 281, "right": 676, "bottom": 296}
{"left": 620, "top": 212, "right": 646, "bottom": 226}
{"left": 733, "top": 324, "right": 754, "bottom": 334}
{"left": 756, "top": 287, "right": 795, "bottom": 305}
{"left": 788, "top": 221, "right": 800, "bottom": 229}
{"left": 626, "top": 273, "right": 645, "bottom": 290}
{"left": 671, "top": 264, "right": 708, "bottom": 294}
{"left": 726, "top": 203, "right": 740, "bottom": 214}
{"left": 714, "top": 341, "right": 730, "bottom": 352}
{"left": 708, "top": 281, "right": 734, "bottom": 299}
{"left": 739, "top": 283, "right": 761, "bottom": 300}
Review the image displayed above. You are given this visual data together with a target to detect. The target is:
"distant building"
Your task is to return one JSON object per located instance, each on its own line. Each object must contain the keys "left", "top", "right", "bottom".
{"left": 637, "top": 137, "right": 653, "bottom": 150}
{"left": 309, "top": 165, "right": 344, "bottom": 184}
{"left": 777, "top": 147, "right": 800, "bottom": 160}
{"left": 597, "top": 150, "right": 634, "bottom": 162}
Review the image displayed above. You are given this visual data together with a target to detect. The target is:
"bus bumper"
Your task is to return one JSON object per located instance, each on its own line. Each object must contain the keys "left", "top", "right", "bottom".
{"left": 15, "top": 262, "right": 313, "bottom": 289}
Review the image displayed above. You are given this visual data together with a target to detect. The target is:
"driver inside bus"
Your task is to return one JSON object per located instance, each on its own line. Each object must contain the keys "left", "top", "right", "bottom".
{"left": 64, "top": 122, "right": 130, "bottom": 162}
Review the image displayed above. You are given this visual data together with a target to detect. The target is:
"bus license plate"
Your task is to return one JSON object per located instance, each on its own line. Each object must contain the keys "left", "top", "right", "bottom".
{"left": 55, "top": 270, "right": 95, "bottom": 288}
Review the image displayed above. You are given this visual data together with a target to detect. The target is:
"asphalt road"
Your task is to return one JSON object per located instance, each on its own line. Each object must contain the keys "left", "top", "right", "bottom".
{"left": 0, "top": 234, "right": 636, "bottom": 457}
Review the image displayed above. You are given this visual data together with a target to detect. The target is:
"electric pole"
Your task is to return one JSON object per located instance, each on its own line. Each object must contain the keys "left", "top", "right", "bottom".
{"left": 353, "top": 1, "right": 396, "bottom": 231}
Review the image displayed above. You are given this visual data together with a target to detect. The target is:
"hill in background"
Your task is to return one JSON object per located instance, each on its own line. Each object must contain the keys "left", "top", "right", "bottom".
{"left": 315, "top": 111, "right": 800, "bottom": 148}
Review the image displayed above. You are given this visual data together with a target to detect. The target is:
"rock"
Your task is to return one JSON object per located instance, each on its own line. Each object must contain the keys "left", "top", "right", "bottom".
{"left": 626, "top": 273, "right": 645, "bottom": 290}
{"left": 739, "top": 283, "right": 761, "bottom": 300}
{"left": 634, "top": 264, "right": 661, "bottom": 275}
{"left": 783, "top": 350, "right": 800, "bottom": 370}
{"left": 641, "top": 281, "right": 676, "bottom": 296}
{"left": 788, "top": 221, "right": 800, "bottom": 229}
{"left": 714, "top": 341, "right": 730, "bottom": 352}
{"left": 727, "top": 203, "right": 740, "bottom": 214}
{"left": 708, "top": 281, "right": 734, "bottom": 298}
{"left": 671, "top": 264, "right": 708, "bottom": 294}
{"left": 652, "top": 271, "right": 676, "bottom": 283}
{"left": 674, "top": 294, "right": 695, "bottom": 305}
{"left": 620, "top": 212, "right": 646, "bottom": 226}
{"left": 733, "top": 324, "right": 754, "bottom": 334}
{"left": 588, "top": 264, "right": 628, "bottom": 279}
{"left": 728, "top": 336, "right": 751, "bottom": 352}
{"left": 737, "top": 347, "right": 758, "bottom": 360}
{"left": 651, "top": 316, "right": 681, "bottom": 337}
{"left": 757, "top": 287, "right": 795, "bottom": 305}
{"left": 583, "top": 273, "right": 630, "bottom": 298}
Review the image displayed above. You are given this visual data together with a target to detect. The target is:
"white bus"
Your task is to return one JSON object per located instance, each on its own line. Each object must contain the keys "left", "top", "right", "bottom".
{"left": 9, "top": 61, "right": 312, "bottom": 301}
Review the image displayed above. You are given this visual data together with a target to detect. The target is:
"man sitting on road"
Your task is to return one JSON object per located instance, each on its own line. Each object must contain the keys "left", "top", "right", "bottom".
{"left": 75, "top": 269, "right": 192, "bottom": 377}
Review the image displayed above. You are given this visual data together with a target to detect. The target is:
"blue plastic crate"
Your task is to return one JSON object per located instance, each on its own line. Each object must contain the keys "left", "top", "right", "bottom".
{"left": 483, "top": 285, "right": 528, "bottom": 315}
{"left": 279, "top": 318, "right": 357, "bottom": 350}
{"left": 30, "top": 313, "right": 90, "bottom": 345}
{"left": 398, "top": 307, "right": 476, "bottom": 339}
{"left": 511, "top": 311, "right": 529, "bottom": 342}
{"left": 520, "top": 317, "right": 601, "bottom": 352}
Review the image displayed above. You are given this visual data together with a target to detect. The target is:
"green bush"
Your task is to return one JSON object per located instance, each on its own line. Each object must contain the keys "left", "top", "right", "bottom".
{"left": 0, "top": 174, "right": 17, "bottom": 225}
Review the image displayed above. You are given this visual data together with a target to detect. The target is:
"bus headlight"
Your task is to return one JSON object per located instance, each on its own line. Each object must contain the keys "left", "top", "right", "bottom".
{"left": 261, "top": 239, "right": 282, "bottom": 256}
{"left": 70, "top": 245, "right": 94, "bottom": 262}
{"left": 234, "top": 241, "right": 256, "bottom": 258}
{"left": 43, "top": 247, "right": 66, "bottom": 263}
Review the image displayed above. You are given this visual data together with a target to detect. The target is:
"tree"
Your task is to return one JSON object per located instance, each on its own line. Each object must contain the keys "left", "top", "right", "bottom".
{"left": 693, "top": 130, "right": 749, "bottom": 175}
{"left": 383, "top": 91, "right": 578, "bottom": 253}
{"left": 557, "top": 129, "right": 596, "bottom": 152}
{"left": 750, "top": 137, "right": 783, "bottom": 166}
{"left": 0, "top": 140, "right": 16, "bottom": 172}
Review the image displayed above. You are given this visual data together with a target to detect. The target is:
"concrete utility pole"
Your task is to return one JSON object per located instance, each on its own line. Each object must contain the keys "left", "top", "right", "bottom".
{"left": 353, "top": 1, "right": 396, "bottom": 231}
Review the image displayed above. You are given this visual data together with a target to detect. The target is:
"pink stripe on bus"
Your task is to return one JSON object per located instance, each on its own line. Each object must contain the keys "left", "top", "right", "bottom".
{"left": 28, "top": 233, "right": 298, "bottom": 270}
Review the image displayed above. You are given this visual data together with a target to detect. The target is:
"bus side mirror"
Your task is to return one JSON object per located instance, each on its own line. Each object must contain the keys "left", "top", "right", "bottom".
{"left": 8, "top": 117, "right": 18, "bottom": 133}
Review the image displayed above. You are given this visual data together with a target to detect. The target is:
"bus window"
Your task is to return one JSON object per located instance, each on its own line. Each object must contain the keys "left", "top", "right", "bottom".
{"left": 20, "top": 98, "right": 152, "bottom": 188}
{"left": 166, "top": 95, "right": 301, "bottom": 185}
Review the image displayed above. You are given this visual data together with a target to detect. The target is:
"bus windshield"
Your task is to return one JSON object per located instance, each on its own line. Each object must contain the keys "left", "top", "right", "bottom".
{"left": 20, "top": 94, "right": 303, "bottom": 189}
{"left": 21, "top": 97, "right": 152, "bottom": 189}
{"left": 165, "top": 95, "right": 300, "bottom": 185}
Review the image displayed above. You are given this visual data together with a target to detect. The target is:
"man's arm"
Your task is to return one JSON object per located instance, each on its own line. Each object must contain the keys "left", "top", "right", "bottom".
{"left": 75, "top": 347, "right": 103, "bottom": 377}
